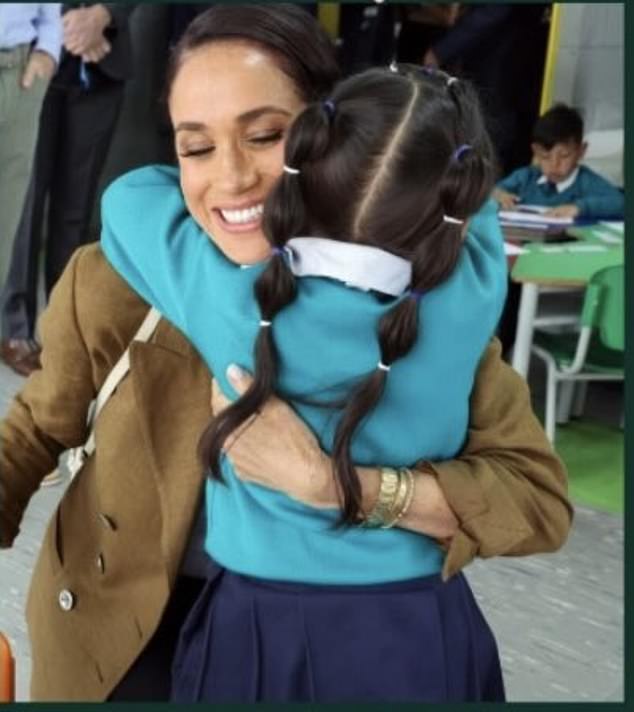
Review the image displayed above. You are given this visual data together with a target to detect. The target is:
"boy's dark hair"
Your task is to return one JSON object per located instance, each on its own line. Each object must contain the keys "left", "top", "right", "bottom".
{"left": 165, "top": 3, "right": 340, "bottom": 105}
{"left": 200, "top": 67, "right": 496, "bottom": 524}
{"left": 532, "top": 103, "right": 584, "bottom": 149}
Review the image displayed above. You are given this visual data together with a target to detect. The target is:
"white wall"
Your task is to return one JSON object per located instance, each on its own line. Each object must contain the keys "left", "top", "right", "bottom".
{"left": 551, "top": 3, "right": 624, "bottom": 186}
{"left": 553, "top": 3, "right": 624, "bottom": 131}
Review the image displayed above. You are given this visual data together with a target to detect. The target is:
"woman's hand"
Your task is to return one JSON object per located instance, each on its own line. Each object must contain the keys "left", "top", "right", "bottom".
{"left": 213, "top": 365, "right": 459, "bottom": 541}
{"left": 211, "top": 365, "right": 338, "bottom": 508}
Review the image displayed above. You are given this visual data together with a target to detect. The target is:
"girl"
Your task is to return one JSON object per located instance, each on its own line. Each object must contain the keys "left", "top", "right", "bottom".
{"left": 101, "top": 63, "right": 509, "bottom": 702}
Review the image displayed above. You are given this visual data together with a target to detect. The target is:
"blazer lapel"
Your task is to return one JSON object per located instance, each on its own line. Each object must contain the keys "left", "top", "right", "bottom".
{"left": 128, "top": 339, "right": 212, "bottom": 584}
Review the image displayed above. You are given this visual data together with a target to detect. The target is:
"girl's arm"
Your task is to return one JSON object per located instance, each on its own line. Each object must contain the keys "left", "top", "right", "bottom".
{"left": 100, "top": 164, "right": 201, "bottom": 334}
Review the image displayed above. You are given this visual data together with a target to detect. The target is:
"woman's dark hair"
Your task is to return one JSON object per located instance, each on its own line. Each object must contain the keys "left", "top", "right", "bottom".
{"left": 165, "top": 3, "right": 340, "bottom": 104}
{"left": 201, "top": 66, "right": 496, "bottom": 525}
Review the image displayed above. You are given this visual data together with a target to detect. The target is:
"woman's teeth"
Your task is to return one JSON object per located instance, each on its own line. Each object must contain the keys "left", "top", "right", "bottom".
{"left": 220, "top": 204, "right": 263, "bottom": 224}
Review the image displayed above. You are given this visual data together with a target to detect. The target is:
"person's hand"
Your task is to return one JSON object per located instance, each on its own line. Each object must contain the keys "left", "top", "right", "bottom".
{"left": 492, "top": 188, "right": 520, "bottom": 210}
{"left": 80, "top": 39, "right": 112, "bottom": 64}
{"left": 544, "top": 204, "right": 580, "bottom": 219}
{"left": 422, "top": 48, "right": 439, "bottom": 68}
{"left": 21, "top": 50, "right": 56, "bottom": 89}
{"left": 211, "top": 365, "right": 338, "bottom": 508}
{"left": 63, "top": 5, "right": 112, "bottom": 57}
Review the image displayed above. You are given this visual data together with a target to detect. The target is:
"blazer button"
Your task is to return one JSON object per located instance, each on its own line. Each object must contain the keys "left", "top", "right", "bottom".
{"left": 58, "top": 589, "right": 75, "bottom": 612}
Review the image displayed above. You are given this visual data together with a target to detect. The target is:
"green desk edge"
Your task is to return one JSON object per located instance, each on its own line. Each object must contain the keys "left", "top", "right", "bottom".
{"left": 511, "top": 223, "right": 624, "bottom": 285}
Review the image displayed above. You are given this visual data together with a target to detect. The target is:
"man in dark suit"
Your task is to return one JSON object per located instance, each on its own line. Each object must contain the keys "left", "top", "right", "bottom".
{"left": 0, "top": 3, "right": 135, "bottom": 376}
{"left": 421, "top": 3, "right": 549, "bottom": 175}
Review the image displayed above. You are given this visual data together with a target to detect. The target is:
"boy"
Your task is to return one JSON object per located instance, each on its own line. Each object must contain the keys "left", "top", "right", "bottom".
{"left": 493, "top": 103, "right": 624, "bottom": 220}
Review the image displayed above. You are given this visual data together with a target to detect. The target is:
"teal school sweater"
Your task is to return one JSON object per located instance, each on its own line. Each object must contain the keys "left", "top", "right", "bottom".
{"left": 101, "top": 165, "right": 508, "bottom": 585}
{"left": 496, "top": 164, "right": 624, "bottom": 219}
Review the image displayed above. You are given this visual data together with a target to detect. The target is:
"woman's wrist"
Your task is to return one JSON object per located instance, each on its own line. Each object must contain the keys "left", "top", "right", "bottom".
{"left": 356, "top": 464, "right": 459, "bottom": 539}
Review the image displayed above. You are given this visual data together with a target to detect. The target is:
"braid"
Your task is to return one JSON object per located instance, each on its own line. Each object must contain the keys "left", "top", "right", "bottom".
{"left": 200, "top": 103, "right": 335, "bottom": 480}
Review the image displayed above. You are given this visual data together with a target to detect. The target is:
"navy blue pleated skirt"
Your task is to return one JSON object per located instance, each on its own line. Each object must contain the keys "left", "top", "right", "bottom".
{"left": 171, "top": 569, "right": 505, "bottom": 703}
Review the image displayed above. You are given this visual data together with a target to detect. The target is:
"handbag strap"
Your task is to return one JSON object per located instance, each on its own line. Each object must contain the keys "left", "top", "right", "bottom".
{"left": 82, "top": 307, "right": 162, "bottom": 457}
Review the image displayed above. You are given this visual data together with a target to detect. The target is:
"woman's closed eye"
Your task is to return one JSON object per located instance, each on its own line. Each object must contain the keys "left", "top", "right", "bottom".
{"left": 246, "top": 129, "right": 284, "bottom": 147}
{"left": 179, "top": 144, "right": 214, "bottom": 158}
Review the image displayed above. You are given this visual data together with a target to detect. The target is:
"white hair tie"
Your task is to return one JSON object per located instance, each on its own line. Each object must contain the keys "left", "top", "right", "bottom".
{"left": 283, "top": 165, "right": 300, "bottom": 175}
{"left": 377, "top": 361, "right": 391, "bottom": 372}
{"left": 443, "top": 215, "right": 464, "bottom": 225}
{"left": 260, "top": 320, "right": 272, "bottom": 327}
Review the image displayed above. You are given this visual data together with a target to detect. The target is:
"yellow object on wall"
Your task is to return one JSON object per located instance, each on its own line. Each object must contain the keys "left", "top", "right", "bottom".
{"left": 539, "top": 3, "right": 563, "bottom": 115}
{"left": 318, "top": 3, "right": 340, "bottom": 40}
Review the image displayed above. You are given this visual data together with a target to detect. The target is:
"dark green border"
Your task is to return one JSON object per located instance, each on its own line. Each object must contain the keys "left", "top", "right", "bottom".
{"left": 7, "top": 1, "right": 627, "bottom": 710}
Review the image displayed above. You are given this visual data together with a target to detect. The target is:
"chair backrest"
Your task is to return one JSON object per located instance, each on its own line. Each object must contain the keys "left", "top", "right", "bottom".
{"left": 581, "top": 265, "right": 624, "bottom": 351}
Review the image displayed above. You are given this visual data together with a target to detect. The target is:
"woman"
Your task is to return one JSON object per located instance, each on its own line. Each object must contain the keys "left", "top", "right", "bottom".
{"left": 100, "top": 6, "right": 572, "bottom": 702}
{"left": 0, "top": 4, "right": 571, "bottom": 702}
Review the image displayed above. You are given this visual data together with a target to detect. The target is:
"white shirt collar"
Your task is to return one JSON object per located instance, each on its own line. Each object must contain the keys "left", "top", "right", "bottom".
{"left": 279, "top": 237, "right": 412, "bottom": 296}
{"left": 536, "top": 166, "right": 580, "bottom": 193}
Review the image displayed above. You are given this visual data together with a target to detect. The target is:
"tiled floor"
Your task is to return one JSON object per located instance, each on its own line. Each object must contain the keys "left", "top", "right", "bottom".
{"left": 0, "top": 358, "right": 624, "bottom": 702}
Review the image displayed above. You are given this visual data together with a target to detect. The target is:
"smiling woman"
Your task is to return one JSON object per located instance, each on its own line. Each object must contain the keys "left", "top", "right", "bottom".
{"left": 170, "top": 41, "right": 305, "bottom": 264}
{"left": 1, "top": 3, "right": 571, "bottom": 704}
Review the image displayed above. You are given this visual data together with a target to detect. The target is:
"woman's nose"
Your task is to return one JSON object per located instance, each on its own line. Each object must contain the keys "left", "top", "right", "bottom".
{"left": 216, "top": 145, "right": 258, "bottom": 193}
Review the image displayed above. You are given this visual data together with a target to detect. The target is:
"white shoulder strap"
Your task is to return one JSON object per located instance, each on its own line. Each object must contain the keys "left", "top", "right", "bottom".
{"left": 83, "top": 307, "right": 162, "bottom": 457}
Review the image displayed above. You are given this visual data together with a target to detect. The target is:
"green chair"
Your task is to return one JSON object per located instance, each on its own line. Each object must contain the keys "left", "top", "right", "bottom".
{"left": 531, "top": 265, "right": 624, "bottom": 442}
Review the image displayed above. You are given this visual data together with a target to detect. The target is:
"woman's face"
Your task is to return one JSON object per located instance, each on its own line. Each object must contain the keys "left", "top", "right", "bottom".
{"left": 169, "top": 41, "right": 306, "bottom": 264}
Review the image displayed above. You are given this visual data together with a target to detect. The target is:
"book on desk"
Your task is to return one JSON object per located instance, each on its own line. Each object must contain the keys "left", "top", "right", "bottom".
{"left": 500, "top": 205, "right": 577, "bottom": 243}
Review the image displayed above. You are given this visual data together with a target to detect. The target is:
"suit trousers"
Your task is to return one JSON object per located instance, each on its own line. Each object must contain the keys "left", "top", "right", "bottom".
{"left": 0, "top": 59, "right": 124, "bottom": 339}
{"left": 0, "top": 45, "right": 48, "bottom": 291}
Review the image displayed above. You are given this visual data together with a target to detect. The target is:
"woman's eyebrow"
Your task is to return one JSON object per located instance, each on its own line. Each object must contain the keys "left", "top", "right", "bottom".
{"left": 174, "top": 108, "right": 292, "bottom": 135}
{"left": 237, "top": 106, "right": 294, "bottom": 124}
{"left": 174, "top": 121, "right": 207, "bottom": 133}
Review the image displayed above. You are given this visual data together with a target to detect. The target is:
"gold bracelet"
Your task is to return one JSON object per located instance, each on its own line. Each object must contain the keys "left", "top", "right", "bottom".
{"left": 382, "top": 467, "right": 415, "bottom": 528}
{"left": 362, "top": 467, "right": 401, "bottom": 528}
{"left": 397, "top": 467, "right": 416, "bottom": 522}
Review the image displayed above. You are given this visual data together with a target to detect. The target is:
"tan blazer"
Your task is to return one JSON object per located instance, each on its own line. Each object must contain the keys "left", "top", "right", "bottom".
{"left": 0, "top": 244, "right": 572, "bottom": 701}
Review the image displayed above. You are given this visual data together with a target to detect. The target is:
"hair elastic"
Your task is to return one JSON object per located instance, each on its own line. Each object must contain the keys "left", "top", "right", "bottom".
{"left": 446, "top": 76, "right": 459, "bottom": 87}
{"left": 322, "top": 99, "right": 336, "bottom": 120}
{"left": 260, "top": 320, "right": 272, "bottom": 327}
{"left": 409, "top": 289, "right": 425, "bottom": 302}
{"left": 283, "top": 165, "right": 300, "bottom": 175}
{"left": 377, "top": 361, "right": 391, "bottom": 372}
{"left": 452, "top": 144, "right": 472, "bottom": 162}
{"left": 271, "top": 246, "right": 286, "bottom": 257}
{"left": 443, "top": 215, "right": 464, "bottom": 225}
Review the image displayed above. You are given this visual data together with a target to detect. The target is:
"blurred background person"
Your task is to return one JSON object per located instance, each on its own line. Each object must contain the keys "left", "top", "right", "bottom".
{"left": 0, "top": 2, "right": 61, "bottom": 374}
{"left": 416, "top": 3, "right": 549, "bottom": 175}
{"left": 0, "top": 3, "right": 135, "bottom": 377}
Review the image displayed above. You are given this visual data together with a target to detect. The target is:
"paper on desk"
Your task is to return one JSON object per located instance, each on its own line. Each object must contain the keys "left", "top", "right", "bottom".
{"left": 600, "top": 221, "right": 624, "bottom": 234}
{"left": 504, "top": 242, "right": 527, "bottom": 255}
{"left": 566, "top": 244, "right": 608, "bottom": 252}
{"left": 499, "top": 207, "right": 573, "bottom": 226}
{"left": 593, "top": 230, "right": 623, "bottom": 245}
{"left": 538, "top": 244, "right": 607, "bottom": 254}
